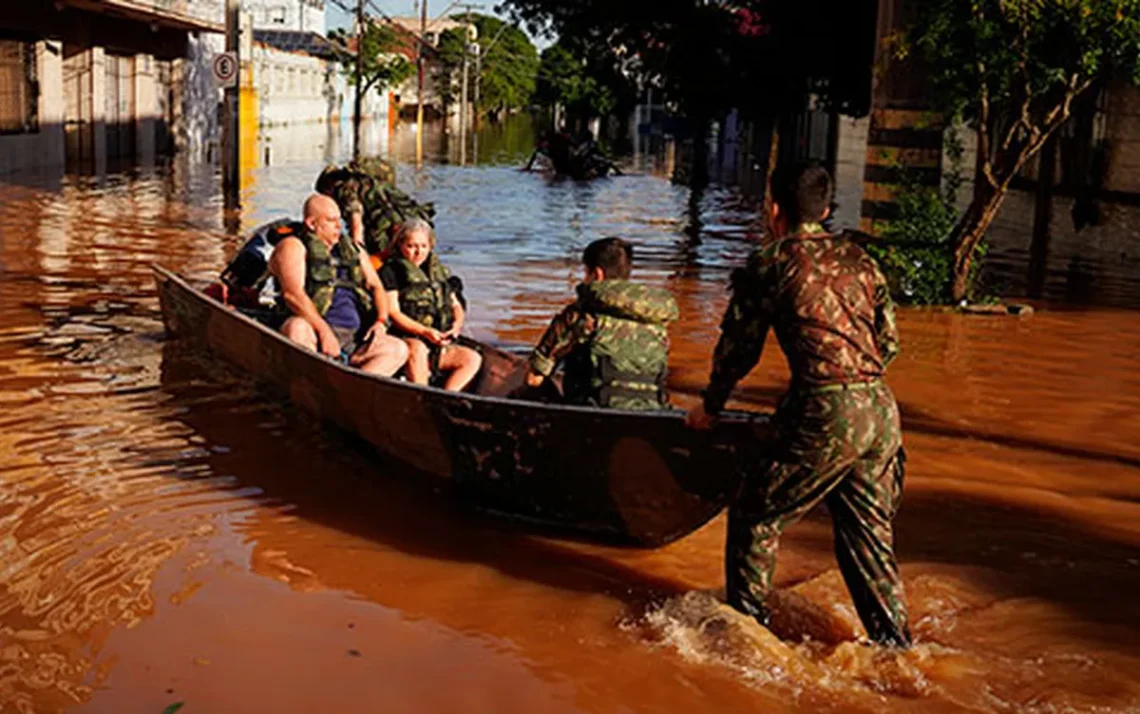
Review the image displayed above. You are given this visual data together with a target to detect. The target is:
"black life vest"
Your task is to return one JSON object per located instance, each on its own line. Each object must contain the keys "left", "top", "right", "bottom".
{"left": 219, "top": 218, "right": 303, "bottom": 308}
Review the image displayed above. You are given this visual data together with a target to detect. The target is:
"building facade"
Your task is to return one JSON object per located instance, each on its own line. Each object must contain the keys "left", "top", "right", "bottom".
{"left": 245, "top": 0, "right": 325, "bottom": 34}
{"left": 0, "top": 0, "right": 225, "bottom": 175}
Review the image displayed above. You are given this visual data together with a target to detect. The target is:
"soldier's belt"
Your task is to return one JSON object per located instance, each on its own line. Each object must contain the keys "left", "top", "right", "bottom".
{"left": 798, "top": 379, "right": 883, "bottom": 395}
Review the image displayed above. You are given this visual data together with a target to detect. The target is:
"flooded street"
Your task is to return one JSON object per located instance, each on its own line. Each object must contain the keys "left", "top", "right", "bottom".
{"left": 1, "top": 118, "right": 1139, "bottom": 713}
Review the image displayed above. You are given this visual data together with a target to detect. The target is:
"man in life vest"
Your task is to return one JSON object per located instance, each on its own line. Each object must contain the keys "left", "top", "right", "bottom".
{"left": 268, "top": 194, "right": 409, "bottom": 376}
{"left": 686, "top": 163, "right": 912, "bottom": 648}
{"left": 524, "top": 237, "right": 679, "bottom": 410}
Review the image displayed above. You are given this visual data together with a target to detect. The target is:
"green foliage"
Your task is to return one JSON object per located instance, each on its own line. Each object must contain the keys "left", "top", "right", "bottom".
{"left": 534, "top": 43, "right": 622, "bottom": 118}
{"left": 329, "top": 23, "right": 414, "bottom": 96}
{"left": 500, "top": 1, "right": 878, "bottom": 120}
{"left": 436, "top": 14, "right": 539, "bottom": 117}
{"left": 865, "top": 140, "right": 987, "bottom": 306}
{"left": 898, "top": 0, "right": 1140, "bottom": 300}
{"left": 905, "top": 0, "right": 1140, "bottom": 123}
{"left": 866, "top": 173, "right": 960, "bottom": 306}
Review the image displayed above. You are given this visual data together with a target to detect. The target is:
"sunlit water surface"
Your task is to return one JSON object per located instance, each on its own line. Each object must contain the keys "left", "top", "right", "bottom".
{"left": 0, "top": 118, "right": 1138, "bottom": 713}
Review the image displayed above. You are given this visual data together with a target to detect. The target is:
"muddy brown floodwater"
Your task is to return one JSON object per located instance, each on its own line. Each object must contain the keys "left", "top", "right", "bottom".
{"left": 1, "top": 119, "right": 1139, "bottom": 714}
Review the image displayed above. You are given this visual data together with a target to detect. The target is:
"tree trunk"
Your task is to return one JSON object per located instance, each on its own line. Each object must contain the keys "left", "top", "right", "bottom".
{"left": 689, "top": 115, "right": 711, "bottom": 194}
{"left": 762, "top": 116, "right": 780, "bottom": 215}
{"left": 951, "top": 183, "right": 1008, "bottom": 302}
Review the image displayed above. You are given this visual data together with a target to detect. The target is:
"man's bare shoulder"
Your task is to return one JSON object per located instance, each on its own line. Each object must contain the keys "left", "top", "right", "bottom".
{"left": 269, "top": 236, "right": 306, "bottom": 273}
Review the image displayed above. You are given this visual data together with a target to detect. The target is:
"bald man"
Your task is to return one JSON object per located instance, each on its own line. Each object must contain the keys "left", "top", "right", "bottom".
{"left": 269, "top": 194, "right": 408, "bottom": 376}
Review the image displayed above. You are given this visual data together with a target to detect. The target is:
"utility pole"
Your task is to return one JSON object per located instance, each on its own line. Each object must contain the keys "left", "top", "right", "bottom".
{"left": 473, "top": 47, "right": 480, "bottom": 130}
{"left": 222, "top": 0, "right": 240, "bottom": 211}
{"left": 472, "top": 44, "right": 479, "bottom": 161}
{"left": 455, "top": 6, "right": 480, "bottom": 165}
{"left": 353, "top": 0, "right": 365, "bottom": 162}
{"left": 415, "top": 0, "right": 427, "bottom": 166}
{"left": 473, "top": 21, "right": 508, "bottom": 134}
{"left": 459, "top": 31, "right": 469, "bottom": 165}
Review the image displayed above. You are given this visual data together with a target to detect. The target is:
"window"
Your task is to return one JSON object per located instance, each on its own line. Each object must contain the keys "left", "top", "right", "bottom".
{"left": 0, "top": 40, "right": 37, "bottom": 134}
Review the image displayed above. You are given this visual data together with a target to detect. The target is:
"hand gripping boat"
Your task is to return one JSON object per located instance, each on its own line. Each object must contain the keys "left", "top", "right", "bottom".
{"left": 153, "top": 265, "right": 769, "bottom": 547}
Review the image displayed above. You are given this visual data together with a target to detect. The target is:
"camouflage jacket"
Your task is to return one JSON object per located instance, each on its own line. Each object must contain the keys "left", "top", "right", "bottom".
{"left": 318, "top": 162, "right": 435, "bottom": 255}
{"left": 702, "top": 228, "right": 900, "bottom": 414}
{"left": 531, "top": 280, "right": 679, "bottom": 410}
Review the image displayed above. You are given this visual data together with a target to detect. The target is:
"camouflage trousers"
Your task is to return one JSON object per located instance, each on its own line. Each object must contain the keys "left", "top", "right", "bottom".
{"left": 725, "top": 381, "right": 912, "bottom": 647}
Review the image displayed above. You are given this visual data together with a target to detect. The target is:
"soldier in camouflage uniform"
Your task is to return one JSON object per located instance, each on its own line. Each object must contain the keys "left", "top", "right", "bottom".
{"left": 315, "top": 157, "right": 435, "bottom": 257}
{"left": 686, "top": 163, "right": 912, "bottom": 648}
{"left": 526, "top": 237, "right": 679, "bottom": 410}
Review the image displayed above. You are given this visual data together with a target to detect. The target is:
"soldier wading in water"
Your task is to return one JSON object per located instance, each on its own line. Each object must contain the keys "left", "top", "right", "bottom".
{"left": 687, "top": 163, "right": 912, "bottom": 648}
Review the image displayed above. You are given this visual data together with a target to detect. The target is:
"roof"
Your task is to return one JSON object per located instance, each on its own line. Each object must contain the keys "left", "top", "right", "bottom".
{"left": 253, "top": 29, "right": 344, "bottom": 60}
{"left": 367, "top": 19, "right": 440, "bottom": 63}
{"left": 59, "top": 0, "right": 223, "bottom": 33}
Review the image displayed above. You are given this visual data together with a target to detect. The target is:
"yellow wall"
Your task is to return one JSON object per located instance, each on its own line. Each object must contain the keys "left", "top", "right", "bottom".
{"left": 239, "top": 85, "right": 259, "bottom": 183}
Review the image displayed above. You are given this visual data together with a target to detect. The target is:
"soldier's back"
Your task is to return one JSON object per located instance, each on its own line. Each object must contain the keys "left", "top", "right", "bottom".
{"left": 757, "top": 235, "right": 890, "bottom": 386}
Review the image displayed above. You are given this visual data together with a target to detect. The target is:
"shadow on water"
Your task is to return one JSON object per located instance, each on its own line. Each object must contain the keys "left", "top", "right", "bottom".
{"left": 154, "top": 339, "right": 691, "bottom": 608}
{"left": 669, "top": 378, "right": 1140, "bottom": 473}
{"left": 154, "top": 339, "right": 1140, "bottom": 660}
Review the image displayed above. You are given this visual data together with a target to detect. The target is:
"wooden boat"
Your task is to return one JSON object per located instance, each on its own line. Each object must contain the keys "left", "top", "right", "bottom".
{"left": 153, "top": 265, "right": 770, "bottom": 547}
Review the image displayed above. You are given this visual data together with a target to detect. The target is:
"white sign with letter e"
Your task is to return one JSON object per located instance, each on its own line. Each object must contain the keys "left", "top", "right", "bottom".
{"left": 212, "top": 52, "right": 237, "bottom": 88}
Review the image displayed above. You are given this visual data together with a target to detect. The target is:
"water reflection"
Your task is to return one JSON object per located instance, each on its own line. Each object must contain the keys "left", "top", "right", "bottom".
{"left": 0, "top": 116, "right": 1138, "bottom": 713}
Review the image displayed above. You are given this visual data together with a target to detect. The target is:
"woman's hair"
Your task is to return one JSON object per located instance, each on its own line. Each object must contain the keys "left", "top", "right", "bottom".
{"left": 392, "top": 218, "right": 435, "bottom": 251}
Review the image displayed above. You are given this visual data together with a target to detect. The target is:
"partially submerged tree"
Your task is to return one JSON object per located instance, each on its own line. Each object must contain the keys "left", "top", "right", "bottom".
{"left": 902, "top": 0, "right": 1140, "bottom": 301}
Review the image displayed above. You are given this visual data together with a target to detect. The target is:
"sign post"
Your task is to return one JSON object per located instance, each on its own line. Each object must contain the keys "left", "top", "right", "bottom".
{"left": 212, "top": 52, "right": 238, "bottom": 89}
{"left": 221, "top": 0, "right": 240, "bottom": 214}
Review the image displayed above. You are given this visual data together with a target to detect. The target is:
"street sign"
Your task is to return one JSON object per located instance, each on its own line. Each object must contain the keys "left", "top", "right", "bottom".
{"left": 212, "top": 52, "right": 237, "bottom": 88}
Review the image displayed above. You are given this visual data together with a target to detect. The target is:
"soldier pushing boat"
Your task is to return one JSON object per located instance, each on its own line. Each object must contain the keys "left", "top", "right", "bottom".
{"left": 687, "top": 163, "right": 913, "bottom": 648}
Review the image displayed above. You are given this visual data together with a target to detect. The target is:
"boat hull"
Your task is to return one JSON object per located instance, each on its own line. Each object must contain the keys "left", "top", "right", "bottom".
{"left": 153, "top": 265, "right": 770, "bottom": 547}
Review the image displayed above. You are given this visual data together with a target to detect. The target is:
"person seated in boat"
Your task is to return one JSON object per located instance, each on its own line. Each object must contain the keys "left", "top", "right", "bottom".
{"left": 269, "top": 194, "right": 409, "bottom": 376}
{"left": 380, "top": 218, "right": 482, "bottom": 391}
{"left": 523, "top": 237, "right": 679, "bottom": 410}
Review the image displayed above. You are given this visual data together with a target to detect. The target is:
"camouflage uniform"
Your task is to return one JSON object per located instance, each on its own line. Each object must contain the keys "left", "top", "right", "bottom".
{"left": 530, "top": 280, "right": 679, "bottom": 410}
{"left": 702, "top": 224, "right": 912, "bottom": 647}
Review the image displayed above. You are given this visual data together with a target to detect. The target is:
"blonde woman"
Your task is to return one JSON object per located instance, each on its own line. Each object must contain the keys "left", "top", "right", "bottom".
{"left": 380, "top": 219, "right": 482, "bottom": 391}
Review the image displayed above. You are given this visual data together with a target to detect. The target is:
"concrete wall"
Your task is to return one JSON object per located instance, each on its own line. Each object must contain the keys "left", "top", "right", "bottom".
{"left": 181, "top": 32, "right": 225, "bottom": 162}
{"left": 832, "top": 115, "right": 870, "bottom": 232}
{"left": 0, "top": 41, "right": 65, "bottom": 175}
{"left": 134, "top": 54, "right": 158, "bottom": 165}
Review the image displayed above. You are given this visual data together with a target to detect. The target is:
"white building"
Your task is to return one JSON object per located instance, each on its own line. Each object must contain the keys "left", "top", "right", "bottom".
{"left": 245, "top": 0, "right": 326, "bottom": 34}
{"left": 251, "top": 29, "right": 389, "bottom": 131}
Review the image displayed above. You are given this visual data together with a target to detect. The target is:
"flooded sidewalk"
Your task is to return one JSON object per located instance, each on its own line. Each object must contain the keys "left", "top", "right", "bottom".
{"left": 0, "top": 119, "right": 1138, "bottom": 713}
